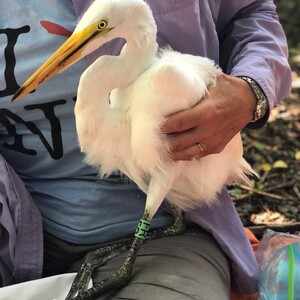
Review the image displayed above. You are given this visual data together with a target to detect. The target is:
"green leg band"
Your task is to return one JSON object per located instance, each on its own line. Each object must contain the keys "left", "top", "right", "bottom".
{"left": 135, "top": 219, "right": 151, "bottom": 240}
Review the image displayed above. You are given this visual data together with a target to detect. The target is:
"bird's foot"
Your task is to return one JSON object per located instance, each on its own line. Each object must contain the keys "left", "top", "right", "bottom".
{"left": 65, "top": 207, "right": 185, "bottom": 300}
{"left": 69, "top": 237, "right": 144, "bottom": 300}
{"left": 65, "top": 240, "right": 132, "bottom": 300}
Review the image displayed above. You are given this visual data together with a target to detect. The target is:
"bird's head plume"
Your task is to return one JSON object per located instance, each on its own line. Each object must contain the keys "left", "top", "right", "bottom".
{"left": 12, "top": 0, "right": 157, "bottom": 101}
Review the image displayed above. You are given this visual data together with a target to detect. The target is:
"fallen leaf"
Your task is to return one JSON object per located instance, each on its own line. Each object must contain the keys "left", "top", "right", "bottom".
{"left": 253, "top": 141, "right": 265, "bottom": 151}
{"left": 228, "top": 188, "right": 243, "bottom": 196}
{"left": 258, "top": 163, "right": 272, "bottom": 172}
{"left": 250, "top": 209, "right": 291, "bottom": 225}
{"left": 273, "top": 160, "right": 288, "bottom": 169}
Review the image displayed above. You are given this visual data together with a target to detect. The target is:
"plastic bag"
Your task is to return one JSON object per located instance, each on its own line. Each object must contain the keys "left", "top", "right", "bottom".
{"left": 256, "top": 229, "right": 300, "bottom": 300}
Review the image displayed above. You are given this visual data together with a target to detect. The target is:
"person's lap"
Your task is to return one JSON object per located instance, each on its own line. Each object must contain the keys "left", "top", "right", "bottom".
{"left": 43, "top": 227, "right": 231, "bottom": 300}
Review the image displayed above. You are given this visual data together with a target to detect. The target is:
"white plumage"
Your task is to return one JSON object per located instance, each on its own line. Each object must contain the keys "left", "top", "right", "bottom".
{"left": 13, "top": 0, "right": 255, "bottom": 222}
{"left": 74, "top": 0, "right": 255, "bottom": 220}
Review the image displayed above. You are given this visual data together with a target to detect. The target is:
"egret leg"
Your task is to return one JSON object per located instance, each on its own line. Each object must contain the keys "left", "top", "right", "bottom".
{"left": 69, "top": 206, "right": 185, "bottom": 300}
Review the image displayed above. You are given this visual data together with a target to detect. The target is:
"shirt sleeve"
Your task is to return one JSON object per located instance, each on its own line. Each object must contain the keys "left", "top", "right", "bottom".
{"left": 218, "top": 0, "right": 292, "bottom": 129}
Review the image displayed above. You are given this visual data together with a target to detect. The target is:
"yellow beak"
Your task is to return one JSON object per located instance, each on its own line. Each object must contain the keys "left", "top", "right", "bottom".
{"left": 12, "top": 22, "right": 113, "bottom": 102}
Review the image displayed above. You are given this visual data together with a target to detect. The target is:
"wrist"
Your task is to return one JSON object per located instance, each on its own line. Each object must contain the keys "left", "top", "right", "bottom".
{"left": 238, "top": 76, "right": 268, "bottom": 122}
{"left": 213, "top": 74, "right": 257, "bottom": 125}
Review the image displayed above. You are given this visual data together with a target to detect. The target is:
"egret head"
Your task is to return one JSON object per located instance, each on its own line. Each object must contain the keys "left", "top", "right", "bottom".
{"left": 12, "top": 0, "right": 156, "bottom": 101}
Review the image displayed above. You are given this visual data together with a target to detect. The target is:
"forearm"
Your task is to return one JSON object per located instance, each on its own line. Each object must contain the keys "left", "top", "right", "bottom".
{"left": 219, "top": 0, "right": 292, "bottom": 128}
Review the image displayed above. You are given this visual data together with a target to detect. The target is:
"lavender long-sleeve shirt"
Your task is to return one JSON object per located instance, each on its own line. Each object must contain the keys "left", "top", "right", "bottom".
{"left": 0, "top": 0, "right": 291, "bottom": 295}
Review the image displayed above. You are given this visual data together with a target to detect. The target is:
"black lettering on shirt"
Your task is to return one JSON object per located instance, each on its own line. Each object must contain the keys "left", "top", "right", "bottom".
{"left": 0, "top": 26, "right": 30, "bottom": 98}
{"left": 0, "top": 100, "right": 66, "bottom": 159}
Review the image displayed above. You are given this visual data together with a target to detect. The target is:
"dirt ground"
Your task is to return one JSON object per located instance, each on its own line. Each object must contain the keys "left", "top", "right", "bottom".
{"left": 232, "top": 54, "right": 300, "bottom": 234}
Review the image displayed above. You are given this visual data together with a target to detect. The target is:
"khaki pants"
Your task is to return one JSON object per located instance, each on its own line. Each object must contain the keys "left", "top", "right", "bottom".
{"left": 43, "top": 226, "right": 231, "bottom": 300}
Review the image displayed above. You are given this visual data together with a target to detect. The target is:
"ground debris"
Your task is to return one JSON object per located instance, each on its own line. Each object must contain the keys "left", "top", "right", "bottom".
{"left": 231, "top": 75, "right": 300, "bottom": 228}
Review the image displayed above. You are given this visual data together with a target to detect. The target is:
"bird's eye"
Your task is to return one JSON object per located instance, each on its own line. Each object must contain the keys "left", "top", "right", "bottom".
{"left": 98, "top": 19, "right": 108, "bottom": 29}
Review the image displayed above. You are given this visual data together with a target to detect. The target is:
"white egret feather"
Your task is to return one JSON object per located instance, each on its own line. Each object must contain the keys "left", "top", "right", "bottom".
{"left": 73, "top": 0, "right": 253, "bottom": 220}
{"left": 12, "top": 0, "right": 256, "bottom": 297}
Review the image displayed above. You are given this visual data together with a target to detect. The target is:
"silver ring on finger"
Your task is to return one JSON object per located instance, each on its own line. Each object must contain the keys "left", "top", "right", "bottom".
{"left": 196, "top": 142, "right": 204, "bottom": 152}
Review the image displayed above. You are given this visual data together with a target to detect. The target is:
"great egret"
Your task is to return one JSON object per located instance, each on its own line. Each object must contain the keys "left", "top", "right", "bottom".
{"left": 13, "top": 0, "right": 256, "bottom": 298}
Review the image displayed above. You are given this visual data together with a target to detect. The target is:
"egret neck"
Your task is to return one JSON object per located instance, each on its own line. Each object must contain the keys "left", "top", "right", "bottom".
{"left": 75, "top": 32, "right": 158, "bottom": 133}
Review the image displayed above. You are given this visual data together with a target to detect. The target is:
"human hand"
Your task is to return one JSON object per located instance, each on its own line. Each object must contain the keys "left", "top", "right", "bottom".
{"left": 162, "top": 73, "right": 257, "bottom": 161}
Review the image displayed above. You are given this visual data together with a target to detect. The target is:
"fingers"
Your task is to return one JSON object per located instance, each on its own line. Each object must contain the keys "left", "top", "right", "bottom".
{"left": 166, "top": 127, "right": 207, "bottom": 160}
{"left": 162, "top": 100, "right": 223, "bottom": 161}
{"left": 161, "top": 100, "right": 214, "bottom": 161}
{"left": 169, "top": 136, "right": 229, "bottom": 161}
{"left": 170, "top": 142, "right": 207, "bottom": 161}
{"left": 161, "top": 74, "right": 256, "bottom": 161}
{"left": 161, "top": 101, "right": 206, "bottom": 134}
{"left": 166, "top": 123, "right": 234, "bottom": 161}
